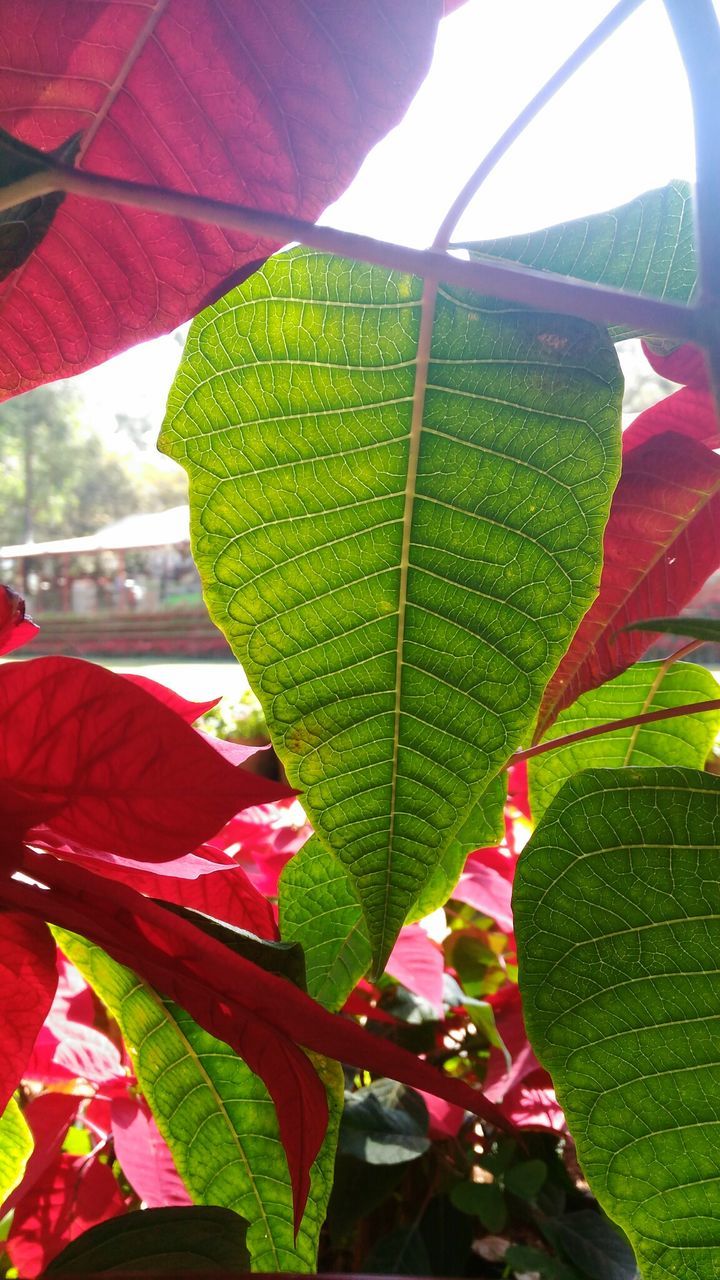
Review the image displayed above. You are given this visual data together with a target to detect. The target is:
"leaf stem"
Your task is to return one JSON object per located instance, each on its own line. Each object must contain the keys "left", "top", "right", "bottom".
{"left": 438, "top": 0, "right": 646, "bottom": 247}
{"left": 0, "top": 162, "right": 698, "bottom": 342}
{"left": 510, "top": 696, "right": 720, "bottom": 765}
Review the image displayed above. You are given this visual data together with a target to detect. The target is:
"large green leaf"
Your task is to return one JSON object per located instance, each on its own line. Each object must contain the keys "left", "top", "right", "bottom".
{"left": 529, "top": 660, "right": 720, "bottom": 821}
{"left": 627, "top": 616, "right": 720, "bottom": 645}
{"left": 45, "top": 1206, "right": 250, "bottom": 1276}
{"left": 0, "top": 1098, "right": 32, "bottom": 1203}
{"left": 55, "top": 930, "right": 342, "bottom": 1274}
{"left": 514, "top": 767, "right": 720, "bottom": 1280}
{"left": 462, "top": 181, "right": 695, "bottom": 336}
{"left": 161, "top": 248, "right": 621, "bottom": 969}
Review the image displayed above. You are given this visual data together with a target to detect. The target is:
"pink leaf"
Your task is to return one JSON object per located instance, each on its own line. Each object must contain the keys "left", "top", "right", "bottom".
{"left": 0, "top": 585, "right": 38, "bottom": 656}
{"left": 111, "top": 1096, "right": 191, "bottom": 1208}
{"left": 455, "top": 849, "right": 515, "bottom": 934}
{"left": 7, "top": 1154, "right": 126, "bottom": 1277}
{"left": 0, "top": 1093, "right": 79, "bottom": 1219}
{"left": 386, "top": 924, "right": 445, "bottom": 1015}
{"left": 0, "top": 915, "right": 57, "bottom": 1114}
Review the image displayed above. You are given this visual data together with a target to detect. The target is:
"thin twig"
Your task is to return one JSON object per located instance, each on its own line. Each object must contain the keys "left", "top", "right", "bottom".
{"left": 621, "top": 638, "right": 704, "bottom": 764}
{"left": 437, "top": 0, "right": 646, "bottom": 247}
{"left": 510, "top": 696, "right": 720, "bottom": 766}
{"left": 0, "top": 163, "right": 698, "bottom": 341}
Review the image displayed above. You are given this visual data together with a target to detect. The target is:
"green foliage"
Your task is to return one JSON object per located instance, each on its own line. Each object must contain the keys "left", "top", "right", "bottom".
{"left": 44, "top": 1206, "right": 250, "bottom": 1276}
{"left": 529, "top": 660, "right": 720, "bottom": 821}
{"left": 514, "top": 768, "right": 720, "bottom": 1280}
{"left": 55, "top": 930, "right": 343, "bottom": 1274}
{"left": 161, "top": 245, "right": 622, "bottom": 970}
{"left": 0, "top": 1099, "right": 31, "bottom": 1204}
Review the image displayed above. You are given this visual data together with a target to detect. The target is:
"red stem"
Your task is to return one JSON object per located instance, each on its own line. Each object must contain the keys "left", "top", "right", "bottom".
{"left": 511, "top": 696, "right": 720, "bottom": 765}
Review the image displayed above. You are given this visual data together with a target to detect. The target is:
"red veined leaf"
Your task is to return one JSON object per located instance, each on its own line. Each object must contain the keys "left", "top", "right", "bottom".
{"left": 623, "top": 384, "right": 719, "bottom": 453}
{"left": 110, "top": 1096, "right": 191, "bottom": 1209}
{"left": 51, "top": 952, "right": 95, "bottom": 1027}
{"left": 415, "top": 1091, "right": 466, "bottom": 1140}
{"left": 0, "top": 584, "right": 38, "bottom": 655}
{"left": 642, "top": 340, "right": 709, "bottom": 389}
{"left": 500, "top": 1071, "right": 565, "bottom": 1133}
{"left": 0, "top": 1, "right": 444, "bottom": 399}
{"left": 0, "top": 655, "right": 290, "bottom": 857}
{"left": 536, "top": 432, "right": 720, "bottom": 736}
{"left": 483, "top": 986, "right": 538, "bottom": 1104}
{"left": 454, "top": 849, "right": 515, "bottom": 935}
{"left": 15, "top": 852, "right": 508, "bottom": 1227}
{"left": 121, "top": 673, "right": 219, "bottom": 723}
{"left": 0, "top": 914, "right": 56, "bottom": 1113}
{"left": 195, "top": 731, "right": 268, "bottom": 765}
{"left": 24, "top": 998, "right": 124, "bottom": 1091}
{"left": 31, "top": 830, "right": 278, "bottom": 939}
{"left": 6, "top": 1153, "right": 126, "bottom": 1277}
{"left": 0, "top": 1094, "right": 79, "bottom": 1219}
{"left": 218, "top": 798, "right": 312, "bottom": 896}
{"left": 386, "top": 924, "right": 445, "bottom": 1016}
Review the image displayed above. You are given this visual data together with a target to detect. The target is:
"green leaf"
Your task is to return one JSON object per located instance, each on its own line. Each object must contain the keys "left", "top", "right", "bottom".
{"left": 504, "top": 1157, "right": 547, "bottom": 1200}
{"left": 450, "top": 1180, "right": 507, "bottom": 1232}
{"left": 159, "top": 903, "right": 307, "bottom": 989}
{"left": 338, "top": 1079, "right": 429, "bottom": 1166}
{"left": 161, "top": 247, "right": 621, "bottom": 971}
{"left": 626, "top": 616, "right": 720, "bottom": 645}
{"left": 529, "top": 661, "right": 720, "bottom": 822}
{"left": 0, "top": 128, "right": 81, "bottom": 281}
{"left": 44, "top": 1206, "right": 250, "bottom": 1276}
{"left": 505, "top": 1244, "right": 584, "bottom": 1280}
{"left": 279, "top": 836, "right": 370, "bottom": 1011}
{"left": 54, "top": 930, "right": 342, "bottom": 1274}
{"left": 461, "top": 182, "right": 695, "bottom": 337}
{"left": 364, "top": 1225, "right": 432, "bottom": 1276}
{"left": 514, "top": 766, "right": 720, "bottom": 1280}
{"left": 545, "top": 1212, "right": 638, "bottom": 1280}
{"left": 409, "top": 773, "right": 507, "bottom": 921}
{"left": 0, "top": 1098, "right": 32, "bottom": 1204}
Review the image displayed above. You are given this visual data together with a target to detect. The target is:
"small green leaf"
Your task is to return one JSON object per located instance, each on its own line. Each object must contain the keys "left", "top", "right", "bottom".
{"left": 0, "top": 128, "right": 81, "bottom": 280}
{"left": 515, "top": 767, "right": 720, "bottom": 1280}
{"left": 529, "top": 661, "right": 720, "bottom": 822}
{"left": 161, "top": 247, "right": 621, "bottom": 970}
{"left": 462, "top": 181, "right": 695, "bottom": 337}
{"left": 54, "top": 930, "right": 342, "bottom": 1274}
{"left": 0, "top": 1098, "right": 32, "bottom": 1204}
{"left": 159, "top": 902, "right": 307, "bottom": 989}
{"left": 364, "top": 1225, "right": 432, "bottom": 1276}
{"left": 339, "top": 1080, "right": 429, "bottom": 1165}
{"left": 505, "top": 1243, "right": 584, "bottom": 1280}
{"left": 44, "top": 1206, "right": 250, "bottom": 1276}
{"left": 544, "top": 1211, "right": 638, "bottom": 1280}
{"left": 626, "top": 615, "right": 720, "bottom": 645}
{"left": 504, "top": 1158, "right": 547, "bottom": 1200}
{"left": 279, "top": 836, "right": 370, "bottom": 1010}
{"left": 450, "top": 1180, "right": 507, "bottom": 1231}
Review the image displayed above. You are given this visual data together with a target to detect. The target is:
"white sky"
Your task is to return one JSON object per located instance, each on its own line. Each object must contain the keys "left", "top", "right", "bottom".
{"left": 75, "top": 0, "right": 700, "bottom": 443}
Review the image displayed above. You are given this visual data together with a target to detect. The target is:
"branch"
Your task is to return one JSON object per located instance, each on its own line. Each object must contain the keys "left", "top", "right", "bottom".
{"left": 437, "top": 0, "right": 646, "bottom": 248}
{"left": 0, "top": 163, "right": 698, "bottom": 342}
{"left": 510, "top": 696, "right": 720, "bottom": 766}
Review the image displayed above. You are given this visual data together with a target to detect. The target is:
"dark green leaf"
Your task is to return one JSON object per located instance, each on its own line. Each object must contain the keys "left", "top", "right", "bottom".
{"left": 504, "top": 1158, "right": 548, "bottom": 1200}
{"left": 505, "top": 1244, "right": 584, "bottom": 1280}
{"left": 529, "top": 660, "right": 720, "bottom": 822}
{"left": 161, "top": 247, "right": 621, "bottom": 971}
{"left": 339, "top": 1079, "right": 429, "bottom": 1165}
{"left": 159, "top": 902, "right": 307, "bottom": 990}
{"left": 43, "top": 1206, "right": 250, "bottom": 1276}
{"left": 0, "top": 129, "right": 80, "bottom": 280}
{"left": 546, "top": 1212, "right": 638, "bottom": 1280}
{"left": 626, "top": 615, "right": 720, "bottom": 645}
{"left": 364, "top": 1226, "right": 432, "bottom": 1276}
{"left": 514, "top": 767, "right": 720, "bottom": 1280}
{"left": 450, "top": 1180, "right": 507, "bottom": 1231}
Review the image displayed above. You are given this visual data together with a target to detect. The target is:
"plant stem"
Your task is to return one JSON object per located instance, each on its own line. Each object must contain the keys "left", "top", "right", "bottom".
{"left": 510, "top": 696, "right": 720, "bottom": 766}
{"left": 663, "top": 0, "right": 720, "bottom": 394}
{"left": 439, "top": 0, "right": 646, "bottom": 247}
{"left": 0, "top": 162, "right": 698, "bottom": 342}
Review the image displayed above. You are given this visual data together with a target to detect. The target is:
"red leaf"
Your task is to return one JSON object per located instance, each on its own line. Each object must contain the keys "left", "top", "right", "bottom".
{"left": 6, "top": 1153, "right": 126, "bottom": 1277}
{"left": 121, "top": 673, "right": 219, "bottom": 723}
{"left": 537, "top": 432, "right": 720, "bottom": 735}
{"left": 0, "top": 915, "right": 56, "bottom": 1113}
{"left": 386, "top": 924, "right": 445, "bottom": 1014}
{"left": 624, "top": 385, "right": 720, "bottom": 453}
{"left": 0, "top": 656, "right": 290, "bottom": 857}
{"left": 500, "top": 1070, "right": 565, "bottom": 1133}
{"left": 0, "top": 585, "right": 38, "bottom": 656}
{"left": 642, "top": 340, "right": 709, "bottom": 389}
{"left": 0, "top": 1093, "right": 79, "bottom": 1219}
{"left": 111, "top": 1096, "right": 190, "bottom": 1209}
{"left": 415, "top": 1091, "right": 466, "bottom": 1140}
{"left": 218, "top": 798, "right": 311, "bottom": 896}
{"left": 484, "top": 986, "right": 538, "bottom": 1104}
{"left": 0, "top": 1, "right": 443, "bottom": 398}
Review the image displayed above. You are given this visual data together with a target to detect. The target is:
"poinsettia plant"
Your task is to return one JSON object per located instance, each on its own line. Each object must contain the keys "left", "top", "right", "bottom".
{"left": 3, "top": 1, "right": 720, "bottom": 1277}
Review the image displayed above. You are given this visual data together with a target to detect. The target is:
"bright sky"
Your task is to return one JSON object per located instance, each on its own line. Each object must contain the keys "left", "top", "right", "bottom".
{"left": 75, "top": 0, "right": 700, "bottom": 442}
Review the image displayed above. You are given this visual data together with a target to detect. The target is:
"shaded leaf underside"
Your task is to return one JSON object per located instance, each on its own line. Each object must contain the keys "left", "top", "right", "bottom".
{"left": 161, "top": 248, "right": 621, "bottom": 968}
{"left": 515, "top": 767, "right": 720, "bottom": 1280}
{"left": 55, "top": 930, "right": 342, "bottom": 1273}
